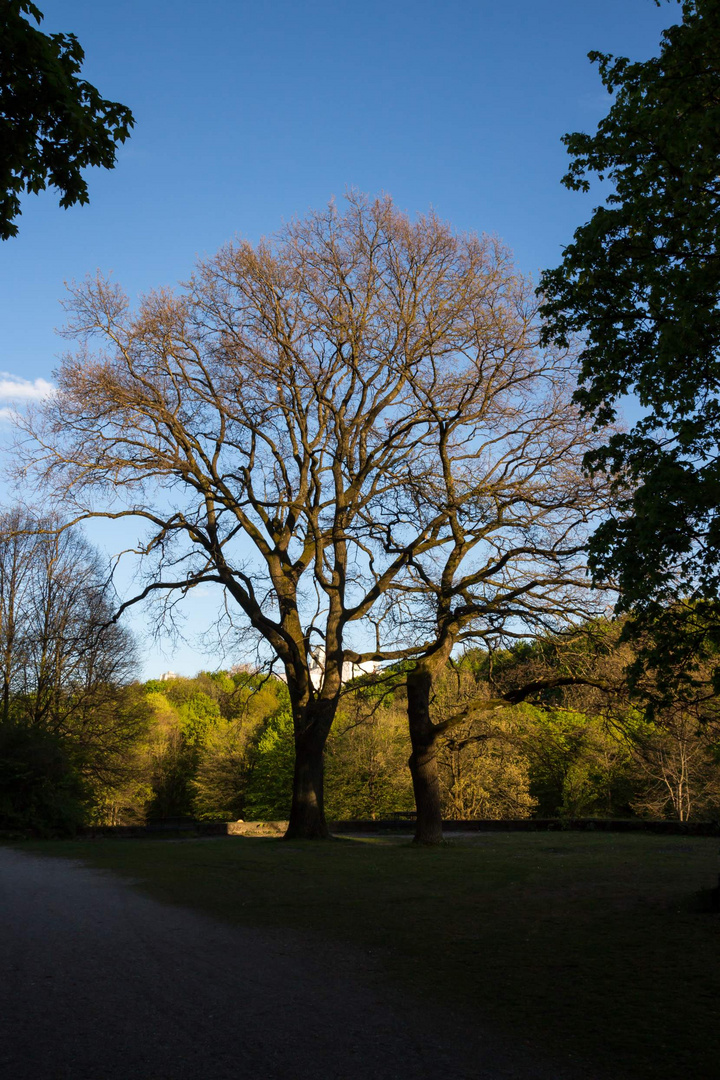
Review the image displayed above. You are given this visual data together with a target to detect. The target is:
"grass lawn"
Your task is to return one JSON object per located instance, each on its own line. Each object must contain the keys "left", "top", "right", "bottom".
{"left": 17, "top": 831, "right": 720, "bottom": 1079}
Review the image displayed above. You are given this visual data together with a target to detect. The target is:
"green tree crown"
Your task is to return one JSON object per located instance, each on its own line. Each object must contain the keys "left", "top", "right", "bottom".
{"left": 0, "top": 1, "right": 134, "bottom": 238}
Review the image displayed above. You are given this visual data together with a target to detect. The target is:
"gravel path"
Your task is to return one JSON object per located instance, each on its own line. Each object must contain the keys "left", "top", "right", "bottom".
{"left": 0, "top": 846, "right": 584, "bottom": 1080}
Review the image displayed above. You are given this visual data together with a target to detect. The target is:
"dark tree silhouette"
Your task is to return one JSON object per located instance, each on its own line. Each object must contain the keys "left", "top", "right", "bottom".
{"left": 539, "top": 0, "right": 720, "bottom": 681}
{"left": 0, "top": 1, "right": 134, "bottom": 238}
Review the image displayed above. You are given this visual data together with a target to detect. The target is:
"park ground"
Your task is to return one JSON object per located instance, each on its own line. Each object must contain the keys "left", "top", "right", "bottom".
{"left": 7, "top": 831, "right": 720, "bottom": 1079}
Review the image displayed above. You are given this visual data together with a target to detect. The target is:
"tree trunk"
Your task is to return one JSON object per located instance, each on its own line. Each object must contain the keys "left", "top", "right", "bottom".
{"left": 407, "top": 665, "right": 444, "bottom": 844}
{"left": 284, "top": 713, "right": 332, "bottom": 840}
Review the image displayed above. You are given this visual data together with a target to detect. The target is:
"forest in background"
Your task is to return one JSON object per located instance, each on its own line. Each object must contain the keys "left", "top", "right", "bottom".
{"left": 113, "top": 655, "right": 720, "bottom": 825}
{"left": 2, "top": 522, "right": 718, "bottom": 836}
{"left": 97, "top": 640, "right": 720, "bottom": 830}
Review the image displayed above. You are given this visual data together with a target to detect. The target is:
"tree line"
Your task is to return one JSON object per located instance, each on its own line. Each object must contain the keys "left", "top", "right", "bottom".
{"left": 1, "top": 510, "right": 718, "bottom": 835}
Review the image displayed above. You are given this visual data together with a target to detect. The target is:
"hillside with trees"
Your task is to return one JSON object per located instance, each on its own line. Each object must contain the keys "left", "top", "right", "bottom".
{"left": 2, "top": 558, "right": 718, "bottom": 834}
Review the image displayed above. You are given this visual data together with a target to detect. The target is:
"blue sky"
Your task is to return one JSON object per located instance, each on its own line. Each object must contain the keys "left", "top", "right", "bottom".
{"left": 0, "top": 0, "right": 679, "bottom": 677}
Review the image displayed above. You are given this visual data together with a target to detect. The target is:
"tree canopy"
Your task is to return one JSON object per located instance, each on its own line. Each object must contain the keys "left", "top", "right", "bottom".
{"left": 0, "top": 1, "right": 134, "bottom": 238}
{"left": 538, "top": 0, "right": 720, "bottom": 667}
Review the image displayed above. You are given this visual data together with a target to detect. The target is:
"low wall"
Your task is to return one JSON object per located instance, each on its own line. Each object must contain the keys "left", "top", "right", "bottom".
{"left": 332, "top": 817, "right": 720, "bottom": 836}
{"left": 76, "top": 817, "right": 720, "bottom": 839}
{"left": 77, "top": 819, "right": 288, "bottom": 839}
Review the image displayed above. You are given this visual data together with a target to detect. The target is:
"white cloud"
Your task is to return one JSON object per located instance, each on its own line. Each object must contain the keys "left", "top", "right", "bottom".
{"left": 0, "top": 373, "right": 55, "bottom": 402}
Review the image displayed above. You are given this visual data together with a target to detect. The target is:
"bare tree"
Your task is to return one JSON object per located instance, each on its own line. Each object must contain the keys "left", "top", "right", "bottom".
{"left": 0, "top": 509, "right": 141, "bottom": 780}
{"left": 0, "top": 508, "right": 37, "bottom": 723}
{"left": 619, "top": 630, "right": 720, "bottom": 822}
{"left": 22, "top": 193, "right": 610, "bottom": 839}
{"left": 349, "top": 299, "right": 613, "bottom": 841}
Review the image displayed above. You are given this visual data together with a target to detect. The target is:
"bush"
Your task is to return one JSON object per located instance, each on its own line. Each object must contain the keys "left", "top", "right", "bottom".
{"left": 0, "top": 723, "right": 90, "bottom": 835}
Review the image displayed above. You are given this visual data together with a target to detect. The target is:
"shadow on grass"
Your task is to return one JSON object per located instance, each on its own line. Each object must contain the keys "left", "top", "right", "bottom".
{"left": 14, "top": 830, "right": 720, "bottom": 1080}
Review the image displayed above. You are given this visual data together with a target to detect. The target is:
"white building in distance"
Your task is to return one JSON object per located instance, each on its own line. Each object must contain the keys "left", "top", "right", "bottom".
{"left": 308, "top": 646, "right": 379, "bottom": 689}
